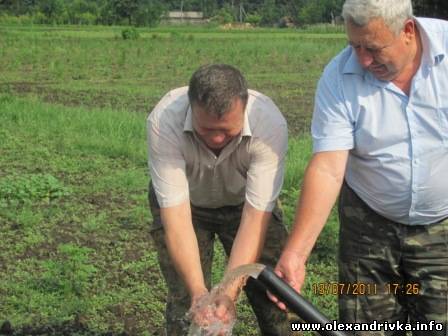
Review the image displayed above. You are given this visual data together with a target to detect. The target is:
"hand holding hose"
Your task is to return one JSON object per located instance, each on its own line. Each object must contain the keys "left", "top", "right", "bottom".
{"left": 267, "top": 249, "right": 307, "bottom": 310}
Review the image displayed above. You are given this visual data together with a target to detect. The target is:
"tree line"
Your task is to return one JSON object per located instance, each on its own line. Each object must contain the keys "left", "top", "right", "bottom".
{"left": 0, "top": 0, "right": 446, "bottom": 26}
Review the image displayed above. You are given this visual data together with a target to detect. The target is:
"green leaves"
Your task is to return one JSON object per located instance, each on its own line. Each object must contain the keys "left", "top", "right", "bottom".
{"left": 39, "top": 243, "right": 97, "bottom": 298}
{"left": 0, "top": 173, "right": 71, "bottom": 206}
{"left": 121, "top": 27, "right": 140, "bottom": 40}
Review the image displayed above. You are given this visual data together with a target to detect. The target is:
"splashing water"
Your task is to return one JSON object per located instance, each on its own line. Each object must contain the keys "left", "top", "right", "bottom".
{"left": 187, "top": 263, "right": 266, "bottom": 335}
{"left": 187, "top": 263, "right": 266, "bottom": 336}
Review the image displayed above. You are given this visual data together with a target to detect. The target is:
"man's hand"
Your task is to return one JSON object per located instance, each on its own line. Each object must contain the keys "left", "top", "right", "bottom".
{"left": 267, "top": 151, "right": 348, "bottom": 311}
{"left": 212, "top": 293, "right": 237, "bottom": 326}
{"left": 267, "top": 250, "right": 307, "bottom": 311}
{"left": 191, "top": 289, "right": 209, "bottom": 309}
{"left": 189, "top": 292, "right": 236, "bottom": 336}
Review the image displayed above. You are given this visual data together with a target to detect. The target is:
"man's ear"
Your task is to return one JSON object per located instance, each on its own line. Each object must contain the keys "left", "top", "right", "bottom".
{"left": 403, "top": 19, "right": 416, "bottom": 43}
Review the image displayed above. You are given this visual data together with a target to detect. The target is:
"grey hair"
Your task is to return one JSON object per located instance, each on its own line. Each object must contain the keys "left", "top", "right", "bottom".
{"left": 188, "top": 64, "right": 248, "bottom": 118}
{"left": 342, "top": 0, "right": 413, "bottom": 35}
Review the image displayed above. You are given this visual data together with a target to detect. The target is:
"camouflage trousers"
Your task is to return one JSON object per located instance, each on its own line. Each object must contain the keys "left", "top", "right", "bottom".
{"left": 148, "top": 185, "right": 291, "bottom": 336}
{"left": 338, "top": 182, "right": 448, "bottom": 336}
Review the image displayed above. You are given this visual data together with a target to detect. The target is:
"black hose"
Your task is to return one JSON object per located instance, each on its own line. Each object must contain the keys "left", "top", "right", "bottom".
{"left": 256, "top": 266, "right": 348, "bottom": 336}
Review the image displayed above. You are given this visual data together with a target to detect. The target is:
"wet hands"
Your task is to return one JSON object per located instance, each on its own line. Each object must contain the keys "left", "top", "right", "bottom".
{"left": 189, "top": 292, "right": 236, "bottom": 336}
{"left": 213, "top": 294, "right": 237, "bottom": 325}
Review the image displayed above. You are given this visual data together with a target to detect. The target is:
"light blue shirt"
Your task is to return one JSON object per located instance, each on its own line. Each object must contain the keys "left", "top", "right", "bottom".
{"left": 312, "top": 18, "right": 448, "bottom": 225}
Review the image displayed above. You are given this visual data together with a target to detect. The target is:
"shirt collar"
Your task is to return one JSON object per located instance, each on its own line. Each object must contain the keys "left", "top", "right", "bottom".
{"left": 342, "top": 47, "right": 364, "bottom": 75}
{"left": 183, "top": 104, "right": 194, "bottom": 132}
{"left": 415, "top": 17, "right": 445, "bottom": 67}
{"left": 343, "top": 48, "right": 387, "bottom": 87}
{"left": 241, "top": 97, "right": 252, "bottom": 137}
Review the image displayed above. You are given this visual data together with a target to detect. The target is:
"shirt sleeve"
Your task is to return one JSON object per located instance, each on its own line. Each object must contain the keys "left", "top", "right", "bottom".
{"left": 147, "top": 108, "right": 189, "bottom": 208}
{"left": 245, "top": 123, "right": 288, "bottom": 212}
{"left": 311, "top": 61, "right": 355, "bottom": 153}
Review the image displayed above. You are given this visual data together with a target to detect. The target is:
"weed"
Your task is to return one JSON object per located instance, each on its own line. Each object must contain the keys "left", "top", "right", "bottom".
{"left": 38, "top": 243, "right": 97, "bottom": 298}
{"left": 81, "top": 212, "right": 108, "bottom": 233}
{"left": 0, "top": 173, "right": 70, "bottom": 206}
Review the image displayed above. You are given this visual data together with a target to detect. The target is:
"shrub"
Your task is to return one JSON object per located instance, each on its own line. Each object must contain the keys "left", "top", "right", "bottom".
{"left": 0, "top": 14, "right": 34, "bottom": 25}
{"left": 211, "top": 7, "right": 234, "bottom": 25}
{"left": 33, "top": 11, "right": 48, "bottom": 24}
{"left": 121, "top": 27, "right": 140, "bottom": 40}
{"left": 245, "top": 13, "right": 262, "bottom": 26}
{"left": 68, "top": 12, "right": 97, "bottom": 25}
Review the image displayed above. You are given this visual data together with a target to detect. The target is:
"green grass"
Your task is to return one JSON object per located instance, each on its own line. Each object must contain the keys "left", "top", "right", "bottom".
{"left": 0, "top": 94, "right": 338, "bottom": 335}
{"left": 0, "top": 24, "right": 342, "bottom": 335}
{"left": 0, "top": 23, "right": 347, "bottom": 135}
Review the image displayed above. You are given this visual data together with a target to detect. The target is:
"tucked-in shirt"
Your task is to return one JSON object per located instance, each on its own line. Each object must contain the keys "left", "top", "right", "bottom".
{"left": 312, "top": 17, "right": 448, "bottom": 225}
{"left": 147, "top": 87, "right": 288, "bottom": 211}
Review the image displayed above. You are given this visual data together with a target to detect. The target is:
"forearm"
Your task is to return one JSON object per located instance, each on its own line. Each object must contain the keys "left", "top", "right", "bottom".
{"left": 161, "top": 202, "right": 207, "bottom": 299}
{"left": 283, "top": 150, "right": 348, "bottom": 262}
{"left": 227, "top": 203, "right": 270, "bottom": 268}
{"left": 225, "top": 202, "right": 271, "bottom": 298}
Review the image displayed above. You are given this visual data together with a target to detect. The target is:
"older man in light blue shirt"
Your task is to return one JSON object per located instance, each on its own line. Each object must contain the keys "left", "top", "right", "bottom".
{"left": 312, "top": 16, "right": 448, "bottom": 225}
{"left": 274, "top": 0, "right": 448, "bottom": 334}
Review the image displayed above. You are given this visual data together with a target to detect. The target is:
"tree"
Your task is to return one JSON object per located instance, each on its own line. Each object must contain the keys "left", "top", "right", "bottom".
{"left": 134, "top": 0, "right": 165, "bottom": 27}
{"left": 111, "top": 0, "right": 138, "bottom": 25}
{"left": 0, "top": 0, "right": 38, "bottom": 15}
{"left": 67, "top": 0, "right": 98, "bottom": 24}
{"left": 297, "top": 0, "right": 343, "bottom": 25}
{"left": 259, "top": 0, "right": 280, "bottom": 25}
{"left": 413, "top": 0, "right": 448, "bottom": 19}
{"left": 38, "top": 0, "right": 64, "bottom": 22}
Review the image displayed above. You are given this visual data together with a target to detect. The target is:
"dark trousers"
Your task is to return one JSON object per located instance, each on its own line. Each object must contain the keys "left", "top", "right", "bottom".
{"left": 338, "top": 183, "right": 448, "bottom": 336}
{"left": 148, "top": 184, "right": 291, "bottom": 335}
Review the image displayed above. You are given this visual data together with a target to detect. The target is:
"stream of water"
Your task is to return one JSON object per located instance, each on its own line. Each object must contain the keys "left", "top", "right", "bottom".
{"left": 187, "top": 263, "right": 266, "bottom": 336}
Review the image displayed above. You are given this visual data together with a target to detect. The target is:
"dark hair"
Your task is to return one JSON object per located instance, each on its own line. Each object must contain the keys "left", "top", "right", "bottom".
{"left": 188, "top": 64, "right": 248, "bottom": 118}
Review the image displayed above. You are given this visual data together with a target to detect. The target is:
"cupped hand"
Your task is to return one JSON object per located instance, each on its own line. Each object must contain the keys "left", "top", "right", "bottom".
{"left": 189, "top": 292, "right": 236, "bottom": 336}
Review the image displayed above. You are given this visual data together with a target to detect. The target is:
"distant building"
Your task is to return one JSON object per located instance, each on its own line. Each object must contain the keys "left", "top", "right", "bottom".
{"left": 162, "top": 11, "right": 205, "bottom": 25}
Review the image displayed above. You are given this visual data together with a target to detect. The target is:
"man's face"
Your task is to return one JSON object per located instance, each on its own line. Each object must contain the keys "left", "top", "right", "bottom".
{"left": 192, "top": 98, "right": 245, "bottom": 152}
{"left": 346, "top": 18, "right": 415, "bottom": 81}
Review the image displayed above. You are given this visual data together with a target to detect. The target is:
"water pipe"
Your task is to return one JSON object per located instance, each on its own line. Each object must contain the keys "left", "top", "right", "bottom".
{"left": 255, "top": 266, "right": 348, "bottom": 336}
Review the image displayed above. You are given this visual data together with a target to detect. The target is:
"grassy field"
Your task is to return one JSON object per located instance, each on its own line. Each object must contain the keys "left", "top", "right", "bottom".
{"left": 0, "top": 24, "right": 347, "bottom": 335}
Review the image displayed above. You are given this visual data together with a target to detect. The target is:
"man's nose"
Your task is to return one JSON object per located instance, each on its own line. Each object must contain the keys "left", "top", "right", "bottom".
{"left": 356, "top": 48, "right": 374, "bottom": 68}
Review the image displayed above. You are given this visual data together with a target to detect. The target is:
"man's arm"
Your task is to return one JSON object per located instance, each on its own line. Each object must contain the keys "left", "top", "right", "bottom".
{"left": 161, "top": 201, "right": 208, "bottom": 303}
{"left": 272, "top": 150, "right": 348, "bottom": 309}
{"left": 148, "top": 94, "right": 206, "bottom": 301}
{"left": 224, "top": 202, "right": 272, "bottom": 299}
